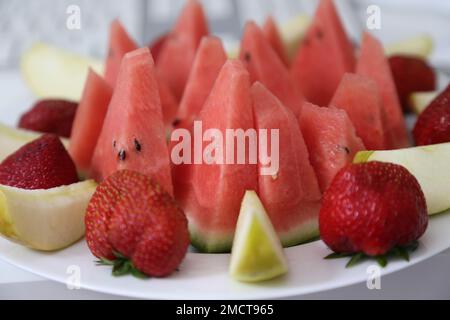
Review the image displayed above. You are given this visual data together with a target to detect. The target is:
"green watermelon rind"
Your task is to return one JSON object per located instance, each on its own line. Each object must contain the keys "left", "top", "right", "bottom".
{"left": 189, "top": 214, "right": 319, "bottom": 253}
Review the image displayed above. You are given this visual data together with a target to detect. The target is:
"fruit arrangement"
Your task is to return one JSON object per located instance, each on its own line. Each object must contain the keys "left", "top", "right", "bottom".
{"left": 0, "top": 0, "right": 449, "bottom": 284}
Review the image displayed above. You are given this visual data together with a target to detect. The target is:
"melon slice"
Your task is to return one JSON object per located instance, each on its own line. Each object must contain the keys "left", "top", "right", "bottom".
{"left": 252, "top": 82, "right": 321, "bottom": 245}
{"left": 90, "top": 48, "right": 173, "bottom": 195}
{"left": 290, "top": 0, "right": 355, "bottom": 106}
{"left": 354, "top": 143, "right": 450, "bottom": 215}
{"left": 0, "top": 123, "right": 69, "bottom": 162}
{"left": 385, "top": 34, "right": 434, "bottom": 58}
{"left": 240, "top": 21, "right": 303, "bottom": 118}
{"left": 263, "top": 16, "right": 290, "bottom": 67}
{"left": 21, "top": 43, "right": 103, "bottom": 101}
{"left": 410, "top": 91, "right": 438, "bottom": 115}
{"left": 299, "top": 102, "right": 365, "bottom": 192}
{"left": 229, "top": 190, "right": 288, "bottom": 282}
{"left": 0, "top": 180, "right": 97, "bottom": 251}
{"left": 69, "top": 69, "right": 113, "bottom": 176}
{"left": 156, "top": 0, "right": 209, "bottom": 100}
{"left": 104, "top": 19, "right": 138, "bottom": 87}
{"left": 181, "top": 60, "right": 258, "bottom": 253}
{"left": 357, "top": 32, "right": 409, "bottom": 149}
{"left": 331, "top": 73, "right": 386, "bottom": 150}
{"left": 175, "top": 36, "right": 227, "bottom": 128}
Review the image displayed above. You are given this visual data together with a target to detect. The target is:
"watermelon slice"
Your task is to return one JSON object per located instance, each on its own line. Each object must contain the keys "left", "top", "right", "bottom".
{"left": 90, "top": 48, "right": 173, "bottom": 195}
{"left": 252, "top": 82, "right": 322, "bottom": 246}
{"left": 156, "top": 0, "right": 209, "bottom": 100}
{"left": 331, "top": 73, "right": 386, "bottom": 150}
{"left": 262, "top": 16, "right": 290, "bottom": 67}
{"left": 299, "top": 102, "right": 365, "bottom": 192}
{"left": 179, "top": 60, "right": 257, "bottom": 252}
{"left": 290, "top": 0, "right": 355, "bottom": 106}
{"left": 157, "top": 72, "right": 179, "bottom": 129}
{"left": 240, "top": 21, "right": 303, "bottom": 118}
{"left": 69, "top": 69, "right": 113, "bottom": 176}
{"left": 175, "top": 36, "right": 227, "bottom": 129}
{"left": 104, "top": 19, "right": 138, "bottom": 87}
{"left": 357, "top": 32, "right": 409, "bottom": 149}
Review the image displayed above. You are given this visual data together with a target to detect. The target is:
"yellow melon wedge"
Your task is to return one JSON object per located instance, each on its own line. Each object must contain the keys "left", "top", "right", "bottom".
{"left": 385, "top": 34, "right": 434, "bottom": 58}
{"left": 21, "top": 43, "right": 103, "bottom": 101}
{"left": 354, "top": 143, "right": 450, "bottom": 215}
{"left": 229, "top": 191, "right": 288, "bottom": 282}
{"left": 409, "top": 91, "right": 438, "bottom": 115}
{"left": 0, "top": 180, "right": 97, "bottom": 251}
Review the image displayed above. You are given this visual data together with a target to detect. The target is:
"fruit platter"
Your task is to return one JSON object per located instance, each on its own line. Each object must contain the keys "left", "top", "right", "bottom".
{"left": 0, "top": 0, "right": 450, "bottom": 299}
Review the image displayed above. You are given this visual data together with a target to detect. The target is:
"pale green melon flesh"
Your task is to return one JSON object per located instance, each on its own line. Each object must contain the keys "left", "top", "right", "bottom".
{"left": 0, "top": 180, "right": 97, "bottom": 251}
{"left": 229, "top": 191, "right": 288, "bottom": 282}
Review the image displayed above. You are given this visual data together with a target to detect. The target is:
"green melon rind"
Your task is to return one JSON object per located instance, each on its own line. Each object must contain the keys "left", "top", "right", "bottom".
{"left": 189, "top": 215, "right": 319, "bottom": 253}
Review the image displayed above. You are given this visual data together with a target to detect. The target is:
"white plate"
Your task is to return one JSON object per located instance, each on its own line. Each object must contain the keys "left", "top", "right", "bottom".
{"left": 0, "top": 69, "right": 449, "bottom": 300}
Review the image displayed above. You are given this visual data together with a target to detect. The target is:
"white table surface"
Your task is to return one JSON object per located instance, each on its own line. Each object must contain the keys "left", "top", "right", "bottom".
{"left": 0, "top": 66, "right": 449, "bottom": 300}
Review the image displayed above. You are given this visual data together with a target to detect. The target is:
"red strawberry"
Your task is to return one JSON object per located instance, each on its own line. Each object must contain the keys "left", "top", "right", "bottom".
{"left": 85, "top": 170, "right": 189, "bottom": 277}
{"left": 0, "top": 134, "right": 79, "bottom": 189}
{"left": 389, "top": 55, "right": 436, "bottom": 112}
{"left": 320, "top": 162, "right": 428, "bottom": 259}
{"left": 18, "top": 99, "right": 78, "bottom": 137}
{"left": 413, "top": 84, "right": 450, "bottom": 145}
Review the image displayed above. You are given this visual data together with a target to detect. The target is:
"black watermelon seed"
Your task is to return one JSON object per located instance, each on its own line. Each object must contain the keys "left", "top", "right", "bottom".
{"left": 118, "top": 149, "right": 126, "bottom": 161}
{"left": 134, "top": 139, "right": 142, "bottom": 152}
{"left": 172, "top": 118, "right": 181, "bottom": 127}
{"left": 244, "top": 52, "right": 251, "bottom": 62}
{"left": 316, "top": 29, "right": 324, "bottom": 39}
{"left": 113, "top": 140, "right": 116, "bottom": 149}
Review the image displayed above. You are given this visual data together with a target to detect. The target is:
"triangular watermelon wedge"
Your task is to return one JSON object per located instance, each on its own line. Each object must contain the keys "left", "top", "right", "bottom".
{"left": 156, "top": 0, "right": 209, "bottom": 100}
{"left": 175, "top": 36, "right": 227, "bottom": 129}
{"left": 290, "top": 0, "right": 355, "bottom": 106}
{"left": 356, "top": 32, "right": 409, "bottom": 149}
{"left": 91, "top": 48, "right": 173, "bottom": 195}
{"left": 331, "top": 73, "right": 387, "bottom": 150}
{"left": 252, "top": 82, "right": 322, "bottom": 246}
{"left": 69, "top": 69, "right": 113, "bottom": 176}
{"left": 299, "top": 102, "right": 365, "bottom": 192}
{"left": 179, "top": 60, "right": 258, "bottom": 252}
{"left": 104, "top": 19, "right": 138, "bottom": 87}
{"left": 240, "top": 21, "right": 303, "bottom": 118}
{"left": 262, "top": 16, "right": 290, "bottom": 67}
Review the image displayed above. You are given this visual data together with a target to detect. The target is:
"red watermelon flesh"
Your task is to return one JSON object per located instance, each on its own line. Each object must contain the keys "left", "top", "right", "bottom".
{"left": 262, "top": 16, "right": 290, "bottom": 67}
{"left": 104, "top": 19, "right": 138, "bottom": 87}
{"left": 290, "top": 0, "right": 355, "bottom": 106}
{"left": 179, "top": 60, "right": 258, "bottom": 252}
{"left": 240, "top": 21, "right": 303, "bottom": 118}
{"left": 69, "top": 69, "right": 113, "bottom": 176}
{"left": 156, "top": 71, "right": 178, "bottom": 129}
{"left": 331, "top": 73, "right": 387, "bottom": 150}
{"left": 252, "top": 82, "right": 322, "bottom": 246}
{"left": 175, "top": 36, "right": 227, "bottom": 129}
{"left": 90, "top": 48, "right": 173, "bottom": 195}
{"left": 156, "top": 0, "right": 209, "bottom": 100}
{"left": 299, "top": 102, "right": 365, "bottom": 192}
{"left": 356, "top": 32, "right": 409, "bottom": 149}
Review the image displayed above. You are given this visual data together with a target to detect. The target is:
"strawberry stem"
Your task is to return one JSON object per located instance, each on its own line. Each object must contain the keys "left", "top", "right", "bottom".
{"left": 95, "top": 252, "right": 150, "bottom": 279}
{"left": 324, "top": 240, "right": 419, "bottom": 268}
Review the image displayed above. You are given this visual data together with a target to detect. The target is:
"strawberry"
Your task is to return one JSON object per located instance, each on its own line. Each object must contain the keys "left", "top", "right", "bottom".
{"left": 389, "top": 55, "right": 436, "bottom": 112}
{"left": 85, "top": 170, "right": 189, "bottom": 277}
{"left": 18, "top": 99, "right": 78, "bottom": 137}
{"left": 413, "top": 84, "right": 450, "bottom": 146}
{"left": 0, "top": 134, "right": 79, "bottom": 189}
{"left": 319, "top": 162, "right": 428, "bottom": 265}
